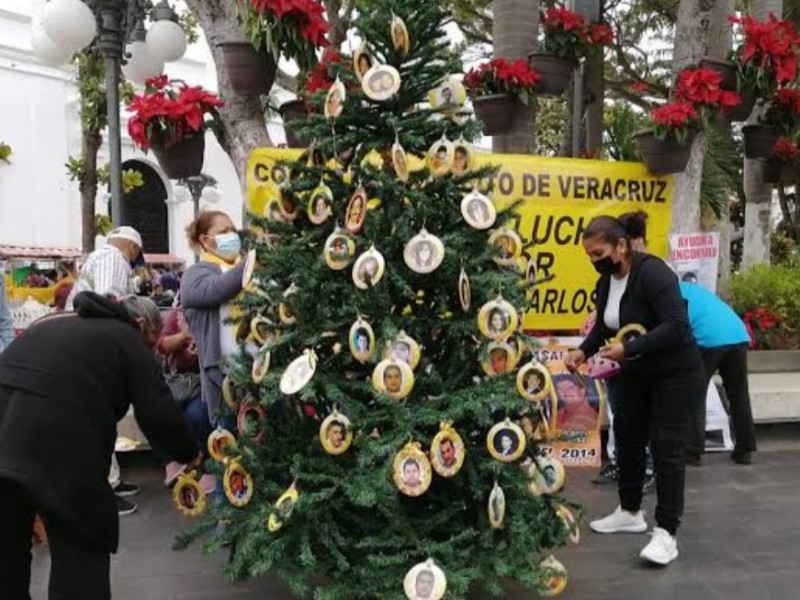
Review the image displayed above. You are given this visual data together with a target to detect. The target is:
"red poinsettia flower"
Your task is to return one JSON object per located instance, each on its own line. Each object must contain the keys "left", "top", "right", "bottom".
{"left": 464, "top": 58, "right": 540, "bottom": 99}
{"left": 586, "top": 23, "right": 614, "bottom": 45}
{"left": 651, "top": 101, "right": 698, "bottom": 128}
{"left": 730, "top": 14, "right": 800, "bottom": 84}
{"left": 249, "top": 0, "right": 329, "bottom": 48}
{"left": 773, "top": 137, "right": 800, "bottom": 161}
{"left": 628, "top": 81, "right": 649, "bottom": 92}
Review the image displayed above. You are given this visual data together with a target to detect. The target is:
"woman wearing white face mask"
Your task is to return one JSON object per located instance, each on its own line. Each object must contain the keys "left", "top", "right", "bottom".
{"left": 180, "top": 211, "right": 246, "bottom": 425}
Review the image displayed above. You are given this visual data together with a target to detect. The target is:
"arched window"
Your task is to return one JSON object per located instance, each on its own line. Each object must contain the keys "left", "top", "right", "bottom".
{"left": 120, "top": 160, "right": 168, "bottom": 253}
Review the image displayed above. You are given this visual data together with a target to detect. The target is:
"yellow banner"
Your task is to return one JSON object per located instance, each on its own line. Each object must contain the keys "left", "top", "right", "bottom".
{"left": 247, "top": 149, "right": 673, "bottom": 330}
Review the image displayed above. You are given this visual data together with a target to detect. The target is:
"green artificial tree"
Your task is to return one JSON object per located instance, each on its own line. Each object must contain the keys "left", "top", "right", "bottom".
{"left": 178, "top": 2, "right": 579, "bottom": 598}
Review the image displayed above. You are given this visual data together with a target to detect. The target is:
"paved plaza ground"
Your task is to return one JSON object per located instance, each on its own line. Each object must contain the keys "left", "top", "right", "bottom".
{"left": 30, "top": 432, "right": 800, "bottom": 599}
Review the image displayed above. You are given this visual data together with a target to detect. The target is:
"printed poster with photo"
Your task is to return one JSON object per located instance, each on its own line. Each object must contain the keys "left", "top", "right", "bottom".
{"left": 531, "top": 344, "right": 605, "bottom": 468}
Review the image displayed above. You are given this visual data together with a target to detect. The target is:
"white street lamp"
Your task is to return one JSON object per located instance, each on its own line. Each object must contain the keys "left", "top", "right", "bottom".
{"left": 42, "top": 0, "right": 97, "bottom": 52}
{"left": 122, "top": 24, "right": 165, "bottom": 85}
{"left": 31, "top": 9, "right": 73, "bottom": 66}
{"left": 146, "top": 1, "right": 187, "bottom": 63}
{"left": 201, "top": 186, "right": 221, "bottom": 205}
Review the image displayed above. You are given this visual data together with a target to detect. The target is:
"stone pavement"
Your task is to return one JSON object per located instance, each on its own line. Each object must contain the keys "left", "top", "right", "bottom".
{"left": 30, "top": 448, "right": 800, "bottom": 600}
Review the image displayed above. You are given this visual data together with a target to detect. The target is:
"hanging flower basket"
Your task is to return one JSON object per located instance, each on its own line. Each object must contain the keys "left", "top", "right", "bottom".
{"left": 278, "top": 100, "right": 312, "bottom": 148}
{"left": 151, "top": 134, "right": 205, "bottom": 179}
{"left": 217, "top": 42, "right": 277, "bottom": 96}
{"left": 761, "top": 158, "right": 797, "bottom": 184}
{"left": 743, "top": 125, "right": 780, "bottom": 159}
{"left": 698, "top": 58, "right": 738, "bottom": 91}
{"left": 471, "top": 94, "right": 518, "bottom": 136}
{"left": 634, "top": 128, "right": 695, "bottom": 175}
{"left": 528, "top": 53, "right": 577, "bottom": 96}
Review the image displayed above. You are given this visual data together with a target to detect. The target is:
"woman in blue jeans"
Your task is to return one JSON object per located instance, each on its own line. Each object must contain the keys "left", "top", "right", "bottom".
{"left": 157, "top": 303, "right": 215, "bottom": 494}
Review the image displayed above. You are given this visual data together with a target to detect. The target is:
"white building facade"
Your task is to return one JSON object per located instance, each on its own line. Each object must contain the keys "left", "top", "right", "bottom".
{"left": 0, "top": 0, "right": 282, "bottom": 263}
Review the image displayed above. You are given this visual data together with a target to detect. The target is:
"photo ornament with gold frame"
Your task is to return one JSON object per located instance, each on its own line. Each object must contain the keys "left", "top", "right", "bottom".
{"left": 516, "top": 361, "right": 553, "bottom": 403}
{"left": 486, "top": 418, "right": 527, "bottom": 463}
{"left": 477, "top": 295, "right": 519, "bottom": 341}
{"left": 280, "top": 350, "right": 318, "bottom": 395}
{"left": 430, "top": 422, "right": 465, "bottom": 478}
{"left": 372, "top": 357, "right": 415, "bottom": 400}
{"left": 481, "top": 340, "right": 519, "bottom": 376}
{"left": 324, "top": 78, "right": 345, "bottom": 120}
{"left": 223, "top": 459, "right": 255, "bottom": 508}
{"left": 403, "top": 558, "right": 447, "bottom": 600}
{"left": 393, "top": 442, "right": 432, "bottom": 497}
{"left": 537, "top": 555, "right": 568, "bottom": 597}
{"left": 353, "top": 46, "right": 373, "bottom": 82}
{"left": 461, "top": 189, "right": 496, "bottom": 230}
{"left": 403, "top": 228, "right": 445, "bottom": 274}
{"left": 207, "top": 427, "right": 237, "bottom": 463}
{"left": 382, "top": 330, "right": 421, "bottom": 370}
{"left": 427, "top": 76, "right": 467, "bottom": 115}
{"left": 452, "top": 137, "right": 474, "bottom": 174}
{"left": 531, "top": 455, "right": 566, "bottom": 495}
{"left": 307, "top": 183, "right": 333, "bottom": 225}
{"left": 173, "top": 472, "right": 206, "bottom": 517}
{"left": 390, "top": 14, "right": 410, "bottom": 56}
{"left": 556, "top": 504, "right": 580, "bottom": 544}
{"left": 362, "top": 64, "right": 402, "bottom": 102}
{"left": 425, "top": 136, "right": 454, "bottom": 178}
{"left": 320, "top": 410, "right": 353, "bottom": 455}
{"left": 488, "top": 227, "right": 523, "bottom": 267}
{"left": 323, "top": 229, "right": 356, "bottom": 270}
{"left": 392, "top": 138, "right": 410, "bottom": 182}
{"left": 345, "top": 185, "right": 368, "bottom": 234}
{"left": 352, "top": 246, "right": 386, "bottom": 290}
{"left": 349, "top": 316, "right": 376, "bottom": 363}
{"left": 488, "top": 481, "right": 506, "bottom": 529}
{"left": 458, "top": 268, "right": 471, "bottom": 312}
{"left": 268, "top": 483, "right": 299, "bottom": 532}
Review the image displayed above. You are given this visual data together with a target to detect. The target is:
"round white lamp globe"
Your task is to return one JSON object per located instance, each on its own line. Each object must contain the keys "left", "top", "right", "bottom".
{"left": 42, "top": 0, "right": 97, "bottom": 52}
{"left": 201, "top": 186, "right": 221, "bottom": 205}
{"left": 172, "top": 185, "right": 191, "bottom": 203}
{"left": 122, "top": 41, "right": 165, "bottom": 85}
{"left": 146, "top": 19, "right": 187, "bottom": 63}
{"left": 31, "top": 11, "right": 72, "bottom": 66}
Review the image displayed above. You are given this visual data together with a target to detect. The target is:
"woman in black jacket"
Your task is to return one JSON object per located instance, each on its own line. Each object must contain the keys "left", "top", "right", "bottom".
{"left": 0, "top": 292, "right": 200, "bottom": 600}
{"left": 565, "top": 216, "right": 704, "bottom": 566}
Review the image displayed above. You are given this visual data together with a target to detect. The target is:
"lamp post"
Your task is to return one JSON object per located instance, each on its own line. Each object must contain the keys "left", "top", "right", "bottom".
{"left": 178, "top": 174, "right": 219, "bottom": 217}
{"left": 31, "top": 0, "right": 188, "bottom": 227}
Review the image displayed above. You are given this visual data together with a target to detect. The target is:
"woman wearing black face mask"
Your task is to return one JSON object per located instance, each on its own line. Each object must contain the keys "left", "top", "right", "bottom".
{"left": 564, "top": 216, "right": 704, "bottom": 567}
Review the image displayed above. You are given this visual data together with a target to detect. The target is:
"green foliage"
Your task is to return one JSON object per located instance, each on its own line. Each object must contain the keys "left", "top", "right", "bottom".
{"left": 75, "top": 51, "right": 107, "bottom": 133}
{"left": 94, "top": 214, "right": 112, "bottom": 236}
{"left": 730, "top": 263, "right": 800, "bottom": 326}
{"left": 0, "top": 141, "right": 11, "bottom": 163}
{"left": 700, "top": 126, "right": 742, "bottom": 220}
{"left": 603, "top": 101, "right": 645, "bottom": 161}
{"left": 178, "top": 9, "right": 201, "bottom": 44}
{"left": 771, "top": 229, "right": 800, "bottom": 266}
{"left": 66, "top": 158, "right": 143, "bottom": 195}
{"left": 178, "top": 2, "right": 577, "bottom": 598}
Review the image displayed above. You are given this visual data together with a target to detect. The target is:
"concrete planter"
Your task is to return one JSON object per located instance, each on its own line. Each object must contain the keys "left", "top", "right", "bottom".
{"left": 748, "top": 350, "right": 800, "bottom": 373}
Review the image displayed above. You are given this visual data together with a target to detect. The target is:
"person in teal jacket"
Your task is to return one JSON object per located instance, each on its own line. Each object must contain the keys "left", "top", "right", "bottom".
{"left": 680, "top": 282, "right": 756, "bottom": 465}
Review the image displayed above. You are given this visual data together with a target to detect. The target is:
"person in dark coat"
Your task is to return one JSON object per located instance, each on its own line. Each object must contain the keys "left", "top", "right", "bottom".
{"left": 0, "top": 292, "right": 200, "bottom": 600}
{"left": 565, "top": 216, "right": 705, "bottom": 567}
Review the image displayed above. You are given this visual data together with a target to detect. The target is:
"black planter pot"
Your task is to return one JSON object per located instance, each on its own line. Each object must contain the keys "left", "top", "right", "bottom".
{"left": 278, "top": 100, "right": 312, "bottom": 148}
{"left": 528, "top": 52, "right": 578, "bottom": 96}
{"left": 727, "top": 90, "right": 757, "bottom": 122}
{"left": 151, "top": 134, "right": 205, "bottom": 179}
{"left": 743, "top": 125, "right": 780, "bottom": 159}
{"left": 471, "top": 93, "right": 518, "bottom": 136}
{"left": 217, "top": 42, "right": 277, "bottom": 96}
{"left": 634, "top": 129, "right": 695, "bottom": 175}
{"left": 761, "top": 158, "right": 798, "bottom": 184}
{"left": 698, "top": 58, "right": 738, "bottom": 91}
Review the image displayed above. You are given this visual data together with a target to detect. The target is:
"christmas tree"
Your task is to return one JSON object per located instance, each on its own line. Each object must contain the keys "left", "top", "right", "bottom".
{"left": 178, "top": 2, "right": 578, "bottom": 598}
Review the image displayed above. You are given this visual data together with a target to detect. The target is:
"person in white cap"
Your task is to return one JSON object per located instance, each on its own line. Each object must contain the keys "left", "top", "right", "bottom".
{"left": 66, "top": 226, "right": 145, "bottom": 517}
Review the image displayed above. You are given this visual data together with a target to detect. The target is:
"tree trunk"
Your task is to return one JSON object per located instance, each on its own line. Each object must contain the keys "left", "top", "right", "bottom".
{"left": 670, "top": 0, "right": 716, "bottom": 235}
{"left": 183, "top": 0, "right": 273, "bottom": 196}
{"left": 492, "top": 0, "right": 539, "bottom": 154}
{"left": 708, "top": 0, "right": 735, "bottom": 293}
{"left": 80, "top": 129, "right": 102, "bottom": 253}
{"left": 742, "top": 0, "right": 782, "bottom": 268}
{"left": 584, "top": 0, "right": 605, "bottom": 157}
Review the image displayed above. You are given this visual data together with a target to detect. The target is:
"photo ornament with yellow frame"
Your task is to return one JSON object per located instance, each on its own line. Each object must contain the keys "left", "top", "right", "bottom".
{"left": 382, "top": 330, "right": 421, "bottom": 370}
{"left": 430, "top": 422, "right": 465, "bottom": 478}
{"left": 372, "top": 357, "right": 415, "bottom": 400}
{"left": 403, "top": 558, "right": 447, "bottom": 600}
{"left": 223, "top": 459, "right": 255, "bottom": 508}
{"left": 320, "top": 410, "right": 353, "bottom": 455}
{"left": 393, "top": 441, "right": 432, "bottom": 497}
{"left": 173, "top": 472, "right": 206, "bottom": 517}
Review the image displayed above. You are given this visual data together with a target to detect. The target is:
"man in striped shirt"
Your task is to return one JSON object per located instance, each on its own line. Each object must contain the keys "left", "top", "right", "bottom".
{"left": 66, "top": 226, "right": 144, "bottom": 516}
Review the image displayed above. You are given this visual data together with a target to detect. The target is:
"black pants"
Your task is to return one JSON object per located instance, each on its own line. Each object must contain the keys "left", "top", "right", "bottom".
{"left": 687, "top": 343, "right": 757, "bottom": 457}
{"left": 0, "top": 478, "right": 111, "bottom": 600}
{"left": 615, "top": 369, "right": 703, "bottom": 535}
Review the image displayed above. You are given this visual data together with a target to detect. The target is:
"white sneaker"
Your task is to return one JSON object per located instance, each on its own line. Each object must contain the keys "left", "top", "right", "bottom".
{"left": 639, "top": 527, "right": 679, "bottom": 565}
{"left": 589, "top": 506, "right": 648, "bottom": 534}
